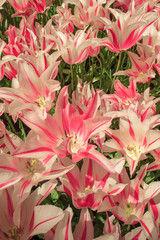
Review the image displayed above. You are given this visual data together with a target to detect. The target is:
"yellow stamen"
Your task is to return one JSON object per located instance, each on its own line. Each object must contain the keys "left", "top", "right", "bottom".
{"left": 36, "top": 97, "right": 46, "bottom": 108}
{"left": 84, "top": 185, "right": 91, "bottom": 191}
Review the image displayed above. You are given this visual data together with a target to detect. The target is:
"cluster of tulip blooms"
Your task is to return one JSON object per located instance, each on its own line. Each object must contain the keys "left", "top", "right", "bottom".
{"left": 1, "top": 0, "right": 160, "bottom": 239}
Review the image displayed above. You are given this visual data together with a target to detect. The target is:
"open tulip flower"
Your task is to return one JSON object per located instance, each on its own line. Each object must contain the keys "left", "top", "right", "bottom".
{"left": 7, "top": 0, "right": 52, "bottom": 16}
{"left": 45, "top": 207, "right": 94, "bottom": 240}
{"left": 0, "top": 123, "right": 74, "bottom": 205}
{"left": 58, "top": 158, "right": 125, "bottom": 210}
{"left": 65, "top": 0, "right": 107, "bottom": 29}
{"left": 1, "top": 0, "right": 160, "bottom": 238}
{"left": 115, "top": 51, "right": 156, "bottom": 83}
{"left": 103, "top": 110, "right": 160, "bottom": 176}
{"left": 96, "top": 7, "right": 159, "bottom": 52}
{"left": 0, "top": 60, "right": 60, "bottom": 120}
{"left": 0, "top": 181, "right": 64, "bottom": 240}
{"left": 53, "top": 29, "right": 94, "bottom": 64}
{"left": 13, "top": 86, "right": 120, "bottom": 173}
{"left": 98, "top": 165, "right": 160, "bottom": 226}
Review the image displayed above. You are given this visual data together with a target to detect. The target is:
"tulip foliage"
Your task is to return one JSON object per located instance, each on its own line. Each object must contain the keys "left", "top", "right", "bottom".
{"left": 1, "top": 0, "right": 160, "bottom": 239}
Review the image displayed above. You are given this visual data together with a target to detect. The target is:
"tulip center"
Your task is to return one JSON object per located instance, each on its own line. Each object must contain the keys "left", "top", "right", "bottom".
{"left": 84, "top": 185, "right": 91, "bottom": 191}
{"left": 139, "top": 72, "right": 144, "bottom": 76}
{"left": 36, "top": 97, "right": 46, "bottom": 108}
{"left": 67, "top": 133, "right": 84, "bottom": 154}
{"left": 25, "top": 159, "right": 44, "bottom": 177}
{"left": 125, "top": 99, "right": 132, "bottom": 105}
{"left": 126, "top": 203, "right": 136, "bottom": 218}
{"left": 3, "top": 226, "right": 22, "bottom": 240}
{"left": 126, "top": 144, "right": 142, "bottom": 161}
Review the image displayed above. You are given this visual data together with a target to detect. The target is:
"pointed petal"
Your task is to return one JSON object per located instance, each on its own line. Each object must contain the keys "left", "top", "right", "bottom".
{"left": 30, "top": 205, "right": 64, "bottom": 236}
{"left": 73, "top": 208, "right": 94, "bottom": 240}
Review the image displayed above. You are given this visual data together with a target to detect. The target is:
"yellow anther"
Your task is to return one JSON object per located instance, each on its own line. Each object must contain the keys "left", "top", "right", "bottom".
{"left": 8, "top": 226, "right": 22, "bottom": 240}
{"left": 84, "top": 185, "right": 91, "bottom": 191}
{"left": 36, "top": 97, "right": 46, "bottom": 108}
{"left": 26, "top": 159, "right": 37, "bottom": 174}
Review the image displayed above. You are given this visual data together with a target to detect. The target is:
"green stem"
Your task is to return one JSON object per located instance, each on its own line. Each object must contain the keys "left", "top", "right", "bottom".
{"left": 91, "top": 57, "right": 94, "bottom": 86}
{"left": 96, "top": 55, "right": 103, "bottom": 89}
{"left": 70, "top": 64, "right": 74, "bottom": 91}
{"left": 111, "top": 51, "right": 122, "bottom": 93}
{"left": 4, "top": 113, "right": 17, "bottom": 135}
{"left": 57, "top": 0, "right": 61, "bottom": 6}
{"left": 59, "top": 62, "right": 64, "bottom": 87}
{"left": 127, "top": 224, "right": 131, "bottom": 232}
{"left": 18, "top": 119, "right": 26, "bottom": 140}
{"left": 146, "top": 171, "right": 160, "bottom": 184}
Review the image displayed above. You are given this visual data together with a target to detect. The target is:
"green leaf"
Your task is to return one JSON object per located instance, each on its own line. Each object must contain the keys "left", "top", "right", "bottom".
{"left": 144, "top": 171, "right": 156, "bottom": 184}
{"left": 51, "top": 189, "right": 59, "bottom": 202}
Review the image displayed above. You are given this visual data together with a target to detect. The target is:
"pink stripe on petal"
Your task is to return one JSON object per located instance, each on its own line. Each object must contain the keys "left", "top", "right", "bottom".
{"left": 149, "top": 199, "right": 158, "bottom": 221}
{"left": 83, "top": 149, "right": 115, "bottom": 173}
{"left": 0, "top": 166, "right": 19, "bottom": 172}
{"left": 25, "top": 61, "right": 40, "bottom": 77}
{"left": 105, "top": 130, "right": 124, "bottom": 149}
{"left": 97, "top": 172, "right": 110, "bottom": 189}
{"left": 148, "top": 164, "right": 160, "bottom": 171}
{"left": 51, "top": 228, "right": 55, "bottom": 235}
{"left": 139, "top": 20, "right": 156, "bottom": 37}
{"left": 21, "top": 116, "right": 58, "bottom": 142}
{"left": 36, "top": 185, "right": 53, "bottom": 206}
{"left": 108, "top": 196, "right": 115, "bottom": 207}
{"left": 0, "top": 178, "right": 19, "bottom": 189}
{"left": 111, "top": 212, "right": 124, "bottom": 222}
{"left": 13, "top": 147, "right": 53, "bottom": 156}
{"left": 90, "top": 0, "right": 93, "bottom": 6}
{"left": 74, "top": 33, "right": 81, "bottom": 48}
{"left": 117, "top": 19, "right": 121, "bottom": 30}
{"left": 81, "top": 211, "right": 87, "bottom": 240}
{"left": 140, "top": 221, "right": 152, "bottom": 237}
{"left": 134, "top": 167, "right": 146, "bottom": 201}
{"left": 76, "top": 49, "right": 88, "bottom": 63}
{"left": 66, "top": 49, "right": 72, "bottom": 64}
{"left": 132, "top": 230, "right": 143, "bottom": 240}
{"left": 5, "top": 134, "right": 16, "bottom": 150}
{"left": 128, "top": 119, "right": 136, "bottom": 141}
{"left": 42, "top": 168, "right": 66, "bottom": 175}
{"left": 0, "top": 92, "right": 30, "bottom": 103}
{"left": 13, "top": 0, "right": 21, "bottom": 11}
{"left": 0, "top": 143, "right": 6, "bottom": 149}
{"left": 96, "top": 135, "right": 102, "bottom": 149}
{"left": 122, "top": 29, "right": 139, "bottom": 49}
{"left": 131, "top": 58, "right": 142, "bottom": 73}
{"left": 6, "top": 189, "right": 14, "bottom": 218}
{"left": 148, "top": 137, "right": 160, "bottom": 147}
{"left": 29, "top": 212, "right": 35, "bottom": 233}
{"left": 85, "top": 159, "right": 93, "bottom": 188}
{"left": 108, "top": 188, "right": 121, "bottom": 195}
{"left": 42, "top": 155, "right": 55, "bottom": 165}
{"left": 142, "top": 137, "right": 147, "bottom": 148}
{"left": 65, "top": 212, "right": 70, "bottom": 240}
{"left": 44, "top": 55, "right": 48, "bottom": 71}
{"left": 32, "top": 215, "right": 61, "bottom": 232}
{"left": 63, "top": 185, "right": 72, "bottom": 198}
{"left": 66, "top": 171, "right": 81, "bottom": 190}
{"left": 20, "top": 180, "right": 31, "bottom": 198}
{"left": 87, "top": 120, "right": 110, "bottom": 140}
{"left": 95, "top": 5, "right": 98, "bottom": 15}
{"left": 108, "top": 29, "right": 119, "bottom": 49}
{"left": 150, "top": 187, "right": 160, "bottom": 199}
{"left": 131, "top": 160, "right": 136, "bottom": 173}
